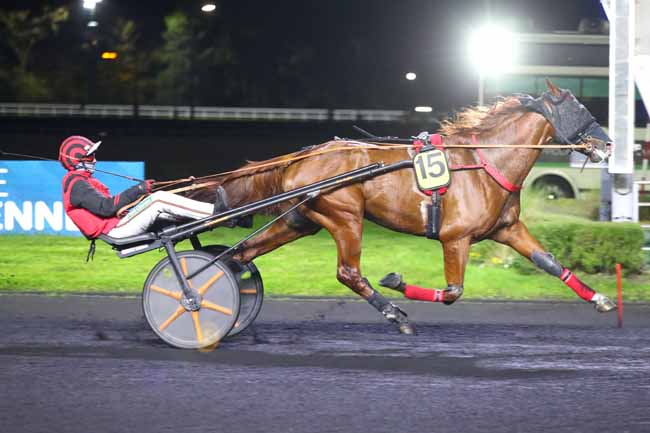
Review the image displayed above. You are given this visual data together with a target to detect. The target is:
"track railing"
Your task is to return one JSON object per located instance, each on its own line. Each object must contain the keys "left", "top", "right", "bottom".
{"left": 0, "top": 103, "right": 410, "bottom": 122}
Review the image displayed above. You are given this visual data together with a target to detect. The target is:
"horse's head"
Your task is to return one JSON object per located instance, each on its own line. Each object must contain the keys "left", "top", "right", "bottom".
{"left": 518, "top": 79, "right": 610, "bottom": 163}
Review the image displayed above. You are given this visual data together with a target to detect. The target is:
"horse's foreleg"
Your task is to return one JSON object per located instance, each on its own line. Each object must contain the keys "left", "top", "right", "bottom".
{"left": 492, "top": 221, "right": 616, "bottom": 312}
{"left": 379, "top": 237, "right": 469, "bottom": 305}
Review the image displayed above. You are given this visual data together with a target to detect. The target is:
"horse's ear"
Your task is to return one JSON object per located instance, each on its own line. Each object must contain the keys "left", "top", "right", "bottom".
{"left": 545, "top": 78, "right": 561, "bottom": 96}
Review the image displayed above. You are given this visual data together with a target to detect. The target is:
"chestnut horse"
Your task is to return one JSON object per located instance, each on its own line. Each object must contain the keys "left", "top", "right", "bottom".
{"left": 189, "top": 80, "right": 615, "bottom": 335}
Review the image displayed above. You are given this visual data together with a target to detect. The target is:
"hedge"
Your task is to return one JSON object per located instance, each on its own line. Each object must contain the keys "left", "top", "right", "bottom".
{"left": 472, "top": 221, "right": 645, "bottom": 274}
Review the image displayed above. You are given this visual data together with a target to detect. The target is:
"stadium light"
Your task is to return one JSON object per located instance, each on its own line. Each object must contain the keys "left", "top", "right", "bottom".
{"left": 467, "top": 24, "right": 516, "bottom": 105}
{"left": 83, "top": 0, "right": 102, "bottom": 11}
{"left": 468, "top": 25, "right": 516, "bottom": 75}
{"left": 201, "top": 4, "right": 217, "bottom": 12}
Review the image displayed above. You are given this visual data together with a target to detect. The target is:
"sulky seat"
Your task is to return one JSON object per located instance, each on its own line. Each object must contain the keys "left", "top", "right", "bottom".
{"left": 98, "top": 232, "right": 158, "bottom": 247}
{"left": 97, "top": 232, "right": 162, "bottom": 258}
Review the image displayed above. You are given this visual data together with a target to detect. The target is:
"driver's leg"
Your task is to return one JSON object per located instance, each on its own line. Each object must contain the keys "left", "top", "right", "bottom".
{"left": 108, "top": 191, "right": 213, "bottom": 238}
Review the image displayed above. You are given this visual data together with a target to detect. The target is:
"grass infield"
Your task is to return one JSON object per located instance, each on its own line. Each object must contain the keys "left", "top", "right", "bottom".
{"left": 0, "top": 218, "right": 647, "bottom": 301}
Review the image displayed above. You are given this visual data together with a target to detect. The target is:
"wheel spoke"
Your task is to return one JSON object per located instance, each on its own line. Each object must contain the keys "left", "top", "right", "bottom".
{"left": 150, "top": 285, "right": 182, "bottom": 301}
{"left": 159, "top": 305, "right": 186, "bottom": 331}
{"left": 239, "top": 289, "right": 257, "bottom": 295}
{"left": 180, "top": 257, "right": 194, "bottom": 288}
{"left": 201, "top": 299, "right": 232, "bottom": 316}
{"left": 191, "top": 311, "right": 204, "bottom": 343}
{"left": 197, "top": 271, "right": 224, "bottom": 296}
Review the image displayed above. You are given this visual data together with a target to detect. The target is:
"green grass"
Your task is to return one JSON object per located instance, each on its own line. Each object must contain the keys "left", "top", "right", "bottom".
{"left": 0, "top": 216, "right": 647, "bottom": 300}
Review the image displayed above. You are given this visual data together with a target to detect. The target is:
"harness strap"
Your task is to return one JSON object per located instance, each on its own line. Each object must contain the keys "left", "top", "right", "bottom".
{"left": 86, "top": 239, "right": 96, "bottom": 262}
{"left": 442, "top": 134, "right": 522, "bottom": 193}
{"left": 474, "top": 149, "right": 522, "bottom": 192}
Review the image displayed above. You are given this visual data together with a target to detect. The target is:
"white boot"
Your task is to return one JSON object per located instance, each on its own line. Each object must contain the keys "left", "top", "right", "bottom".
{"left": 590, "top": 293, "right": 617, "bottom": 313}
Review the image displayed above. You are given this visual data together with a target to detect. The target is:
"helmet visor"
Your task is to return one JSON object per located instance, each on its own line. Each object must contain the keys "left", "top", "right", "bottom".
{"left": 85, "top": 140, "right": 101, "bottom": 157}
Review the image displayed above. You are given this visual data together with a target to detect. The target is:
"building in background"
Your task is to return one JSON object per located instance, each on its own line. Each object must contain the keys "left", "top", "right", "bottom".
{"left": 481, "top": 21, "right": 649, "bottom": 208}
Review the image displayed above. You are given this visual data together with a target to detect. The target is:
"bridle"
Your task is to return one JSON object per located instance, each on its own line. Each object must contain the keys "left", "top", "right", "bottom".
{"left": 518, "top": 90, "right": 611, "bottom": 163}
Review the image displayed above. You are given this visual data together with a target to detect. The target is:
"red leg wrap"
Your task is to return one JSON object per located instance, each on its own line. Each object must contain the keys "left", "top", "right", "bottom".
{"left": 404, "top": 285, "right": 445, "bottom": 302}
{"left": 560, "top": 269, "right": 595, "bottom": 302}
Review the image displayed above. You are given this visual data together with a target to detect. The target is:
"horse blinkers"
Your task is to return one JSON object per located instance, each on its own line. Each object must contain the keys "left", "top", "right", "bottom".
{"left": 519, "top": 90, "right": 611, "bottom": 163}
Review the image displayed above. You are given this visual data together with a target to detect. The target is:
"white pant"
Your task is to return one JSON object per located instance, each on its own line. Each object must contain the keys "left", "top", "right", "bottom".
{"left": 107, "top": 191, "right": 214, "bottom": 239}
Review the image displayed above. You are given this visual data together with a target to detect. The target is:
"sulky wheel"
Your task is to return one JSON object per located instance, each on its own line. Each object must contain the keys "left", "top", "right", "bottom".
{"left": 142, "top": 250, "right": 240, "bottom": 349}
{"left": 202, "top": 245, "right": 264, "bottom": 337}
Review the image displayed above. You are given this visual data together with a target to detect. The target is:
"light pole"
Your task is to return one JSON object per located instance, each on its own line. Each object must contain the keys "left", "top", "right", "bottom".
{"left": 82, "top": 0, "right": 102, "bottom": 105}
{"left": 467, "top": 25, "right": 515, "bottom": 105}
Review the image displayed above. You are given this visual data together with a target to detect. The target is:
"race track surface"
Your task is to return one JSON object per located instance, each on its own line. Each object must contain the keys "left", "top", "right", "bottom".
{"left": 1, "top": 293, "right": 649, "bottom": 433}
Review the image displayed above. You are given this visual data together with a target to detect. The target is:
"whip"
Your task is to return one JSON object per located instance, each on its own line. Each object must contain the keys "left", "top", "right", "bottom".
{"left": 0, "top": 149, "right": 145, "bottom": 182}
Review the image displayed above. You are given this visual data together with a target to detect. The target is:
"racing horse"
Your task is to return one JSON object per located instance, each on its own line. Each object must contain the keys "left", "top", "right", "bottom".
{"left": 188, "top": 80, "right": 615, "bottom": 335}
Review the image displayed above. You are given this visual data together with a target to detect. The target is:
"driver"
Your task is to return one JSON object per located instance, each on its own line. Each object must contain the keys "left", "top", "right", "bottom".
{"left": 60, "top": 135, "right": 214, "bottom": 239}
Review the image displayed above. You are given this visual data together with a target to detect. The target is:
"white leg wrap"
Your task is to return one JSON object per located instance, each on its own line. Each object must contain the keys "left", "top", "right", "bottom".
{"left": 108, "top": 191, "right": 214, "bottom": 238}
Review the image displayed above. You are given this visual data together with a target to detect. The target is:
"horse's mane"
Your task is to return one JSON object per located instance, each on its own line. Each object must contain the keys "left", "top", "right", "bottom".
{"left": 439, "top": 96, "right": 526, "bottom": 136}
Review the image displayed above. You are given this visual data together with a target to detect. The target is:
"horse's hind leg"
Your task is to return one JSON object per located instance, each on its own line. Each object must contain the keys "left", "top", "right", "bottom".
{"left": 233, "top": 217, "right": 320, "bottom": 264}
{"left": 380, "top": 237, "right": 469, "bottom": 305}
{"left": 492, "top": 221, "right": 616, "bottom": 312}
{"left": 301, "top": 202, "right": 415, "bottom": 335}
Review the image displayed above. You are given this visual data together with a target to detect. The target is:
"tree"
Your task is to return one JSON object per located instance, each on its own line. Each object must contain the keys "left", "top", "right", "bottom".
{"left": 155, "top": 11, "right": 194, "bottom": 106}
{"left": 154, "top": 9, "right": 235, "bottom": 107}
{"left": 0, "top": 6, "right": 69, "bottom": 100}
{"left": 96, "top": 18, "right": 152, "bottom": 106}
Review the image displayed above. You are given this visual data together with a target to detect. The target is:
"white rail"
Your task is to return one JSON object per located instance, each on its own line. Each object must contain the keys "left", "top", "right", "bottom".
{"left": 0, "top": 103, "right": 409, "bottom": 122}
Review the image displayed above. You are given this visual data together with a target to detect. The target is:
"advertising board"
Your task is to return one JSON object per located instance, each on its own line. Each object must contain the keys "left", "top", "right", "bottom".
{"left": 0, "top": 161, "right": 144, "bottom": 235}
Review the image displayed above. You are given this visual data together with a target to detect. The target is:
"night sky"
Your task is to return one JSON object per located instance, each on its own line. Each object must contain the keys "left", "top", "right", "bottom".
{"left": 1, "top": 0, "right": 607, "bottom": 110}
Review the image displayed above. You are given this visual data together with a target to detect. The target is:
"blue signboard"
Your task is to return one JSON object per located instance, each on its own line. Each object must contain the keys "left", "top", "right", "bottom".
{"left": 0, "top": 161, "right": 144, "bottom": 235}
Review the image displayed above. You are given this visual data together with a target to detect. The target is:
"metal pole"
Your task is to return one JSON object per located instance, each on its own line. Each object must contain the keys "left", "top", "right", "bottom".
{"left": 478, "top": 72, "right": 485, "bottom": 106}
{"left": 608, "top": 0, "right": 636, "bottom": 222}
{"left": 599, "top": 168, "right": 612, "bottom": 221}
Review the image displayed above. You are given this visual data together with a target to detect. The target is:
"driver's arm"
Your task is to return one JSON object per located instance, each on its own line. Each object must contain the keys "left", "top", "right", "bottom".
{"left": 70, "top": 181, "right": 148, "bottom": 217}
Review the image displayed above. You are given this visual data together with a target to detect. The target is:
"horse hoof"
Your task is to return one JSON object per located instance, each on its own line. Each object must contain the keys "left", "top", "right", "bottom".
{"left": 380, "top": 302, "right": 414, "bottom": 334}
{"left": 443, "top": 284, "right": 464, "bottom": 305}
{"left": 379, "top": 273, "right": 405, "bottom": 292}
{"left": 592, "top": 294, "right": 617, "bottom": 313}
{"left": 398, "top": 323, "right": 416, "bottom": 335}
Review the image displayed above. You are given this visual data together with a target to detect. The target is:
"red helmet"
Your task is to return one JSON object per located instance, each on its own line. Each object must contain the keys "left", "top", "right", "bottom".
{"left": 58, "top": 136, "right": 101, "bottom": 171}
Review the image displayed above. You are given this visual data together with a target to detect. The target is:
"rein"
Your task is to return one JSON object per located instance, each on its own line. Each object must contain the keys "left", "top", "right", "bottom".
{"left": 148, "top": 136, "right": 591, "bottom": 197}
{"left": 365, "top": 142, "right": 590, "bottom": 150}
{"left": 150, "top": 142, "right": 410, "bottom": 193}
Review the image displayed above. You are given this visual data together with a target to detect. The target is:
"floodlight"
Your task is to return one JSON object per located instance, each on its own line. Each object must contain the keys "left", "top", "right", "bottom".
{"left": 83, "top": 0, "right": 102, "bottom": 11}
{"left": 405, "top": 72, "right": 417, "bottom": 81}
{"left": 467, "top": 25, "right": 516, "bottom": 75}
{"left": 87, "top": 21, "right": 98, "bottom": 27}
{"left": 414, "top": 106, "right": 432, "bottom": 113}
{"left": 201, "top": 4, "right": 217, "bottom": 12}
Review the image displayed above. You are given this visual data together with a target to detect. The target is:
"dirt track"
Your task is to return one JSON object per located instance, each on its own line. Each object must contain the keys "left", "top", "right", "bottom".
{"left": 1, "top": 294, "right": 650, "bottom": 433}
